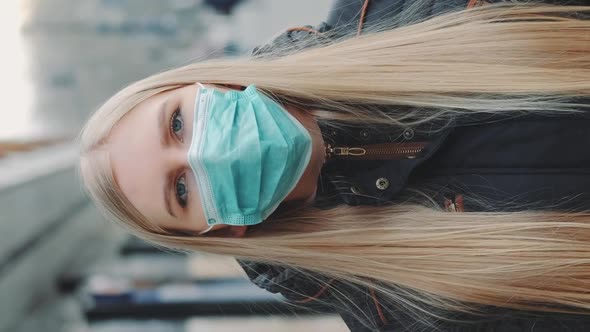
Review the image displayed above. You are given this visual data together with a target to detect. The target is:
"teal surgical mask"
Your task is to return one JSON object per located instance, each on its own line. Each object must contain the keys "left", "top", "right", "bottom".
{"left": 188, "top": 84, "right": 312, "bottom": 234}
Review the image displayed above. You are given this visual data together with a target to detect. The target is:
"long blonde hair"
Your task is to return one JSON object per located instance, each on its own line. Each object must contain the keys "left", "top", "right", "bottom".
{"left": 80, "top": 1, "right": 590, "bottom": 329}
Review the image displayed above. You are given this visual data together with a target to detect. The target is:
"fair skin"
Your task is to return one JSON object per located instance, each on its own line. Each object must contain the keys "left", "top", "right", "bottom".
{"left": 108, "top": 83, "right": 325, "bottom": 237}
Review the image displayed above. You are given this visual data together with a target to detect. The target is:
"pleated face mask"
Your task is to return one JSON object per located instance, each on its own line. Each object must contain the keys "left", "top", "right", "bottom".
{"left": 187, "top": 84, "right": 312, "bottom": 234}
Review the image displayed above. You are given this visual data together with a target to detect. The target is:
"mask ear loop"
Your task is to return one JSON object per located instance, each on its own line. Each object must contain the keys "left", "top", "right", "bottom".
{"left": 199, "top": 225, "right": 214, "bottom": 235}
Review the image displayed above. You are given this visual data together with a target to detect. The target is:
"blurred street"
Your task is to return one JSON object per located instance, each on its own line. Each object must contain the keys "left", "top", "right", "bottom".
{"left": 0, "top": 0, "right": 349, "bottom": 331}
{"left": 1, "top": 0, "right": 333, "bottom": 142}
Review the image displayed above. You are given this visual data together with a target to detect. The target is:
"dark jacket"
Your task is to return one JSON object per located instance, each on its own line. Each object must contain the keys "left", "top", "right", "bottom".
{"left": 240, "top": 0, "right": 590, "bottom": 331}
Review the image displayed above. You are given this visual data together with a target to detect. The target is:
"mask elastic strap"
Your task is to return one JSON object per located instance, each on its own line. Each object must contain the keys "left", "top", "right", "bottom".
{"left": 199, "top": 224, "right": 214, "bottom": 235}
{"left": 195, "top": 81, "right": 213, "bottom": 236}
{"left": 194, "top": 81, "right": 207, "bottom": 236}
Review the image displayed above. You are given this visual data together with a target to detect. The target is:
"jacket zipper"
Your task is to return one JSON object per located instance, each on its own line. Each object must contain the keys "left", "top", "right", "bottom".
{"left": 325, "top": 142, "right": 427, "bottom": 160}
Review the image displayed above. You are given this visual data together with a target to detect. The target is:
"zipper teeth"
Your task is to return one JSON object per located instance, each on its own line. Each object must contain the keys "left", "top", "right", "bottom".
{"left": 365, "top": 148, "right": 423, "bottom": 155}
{"left": 326, "top": 143, "right": 426, "bottom": 159}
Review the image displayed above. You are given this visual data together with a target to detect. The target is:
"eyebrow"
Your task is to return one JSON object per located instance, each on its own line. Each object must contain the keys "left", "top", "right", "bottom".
{"left": 164, "top": 171, "right": 177, "bottom": 219}
{"left": 158, "top": 99, "right": 169, "bottom": 147}
{"left": 158, "top": 99, "right": 177, "bottom": 219}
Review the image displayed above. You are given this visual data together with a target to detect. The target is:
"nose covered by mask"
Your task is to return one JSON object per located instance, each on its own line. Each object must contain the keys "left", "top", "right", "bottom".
{"left": 187, "top": 84, "right": 312, "bottom": 234}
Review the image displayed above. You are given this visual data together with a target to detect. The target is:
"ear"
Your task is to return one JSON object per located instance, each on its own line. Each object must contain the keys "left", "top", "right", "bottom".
{"left": 223, "top": 84, "right": 246, "bottom": 91}
{"left": 208, "top": 83, "right": 245, "bottom": 91}
{"left": 205, "top": 225, "right": 248, "bottom": 238}
{"left": 228, "top": 225, "right": 248, "bottom": 237}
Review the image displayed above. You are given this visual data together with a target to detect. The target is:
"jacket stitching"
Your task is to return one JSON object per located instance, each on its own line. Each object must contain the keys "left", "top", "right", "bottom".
{"left": 294, "top": 278, "right": 336, "bottom": 303}
{"left": 370, "top": 288, "right": 389, "bottom": 326}
{"left": 358, "top": 0, "right": 371, "bottom": 35}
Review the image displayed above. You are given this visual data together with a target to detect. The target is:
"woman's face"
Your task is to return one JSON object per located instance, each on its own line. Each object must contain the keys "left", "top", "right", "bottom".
{"left": 106, "top": 83, "right": 325, "bottom": 237}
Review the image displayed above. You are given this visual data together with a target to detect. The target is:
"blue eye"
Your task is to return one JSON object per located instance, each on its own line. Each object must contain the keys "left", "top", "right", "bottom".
{"left": 175, "top": 175, "right": 188, "bottom": 208}
{"left": 170, "top": 108, "right": 184, "bottom": 142}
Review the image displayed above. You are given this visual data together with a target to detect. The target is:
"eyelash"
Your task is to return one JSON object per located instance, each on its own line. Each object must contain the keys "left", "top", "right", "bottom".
{"left": 169, "top": 107, "right": 188, "bottom": 208}
{"left": 175, "top": 173, "right": 189, "bottom": 208}
{"left": 169, "top": 107, "right": 184, "bottom": 143}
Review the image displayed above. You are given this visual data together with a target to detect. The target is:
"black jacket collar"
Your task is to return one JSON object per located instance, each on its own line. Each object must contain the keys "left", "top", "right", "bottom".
{"left": 316, "top": 120, "right": 453, "bottom": 206}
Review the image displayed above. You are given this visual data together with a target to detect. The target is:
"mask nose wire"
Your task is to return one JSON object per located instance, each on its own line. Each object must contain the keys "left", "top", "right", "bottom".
{"left": 190, "top": 82, "right": 210, "bottom": 236}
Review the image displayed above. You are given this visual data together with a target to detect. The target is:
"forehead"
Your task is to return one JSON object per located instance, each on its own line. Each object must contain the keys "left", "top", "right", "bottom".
{"left": 107, "top": 90, "right": 172, "bottom": 225}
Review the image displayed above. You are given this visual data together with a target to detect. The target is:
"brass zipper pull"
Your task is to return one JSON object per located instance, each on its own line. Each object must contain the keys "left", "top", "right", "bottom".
{"left": 330, "top": 146, "right": 366, "bottom": 156}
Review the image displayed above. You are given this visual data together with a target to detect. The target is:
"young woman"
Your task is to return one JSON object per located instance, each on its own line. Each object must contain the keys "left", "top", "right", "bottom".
{"left": 79, "top": 0, "right": 590, "bottom": 330}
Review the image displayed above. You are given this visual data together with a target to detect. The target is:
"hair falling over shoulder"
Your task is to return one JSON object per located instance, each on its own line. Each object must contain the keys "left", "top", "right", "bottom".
{"left": 79, "top": 1, "right": 590, "bottom": 329}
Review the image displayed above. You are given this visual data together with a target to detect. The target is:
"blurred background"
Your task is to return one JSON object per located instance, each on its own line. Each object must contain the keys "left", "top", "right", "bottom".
{"left": 0, "top": 0, "right": 350, "bottom": 331}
